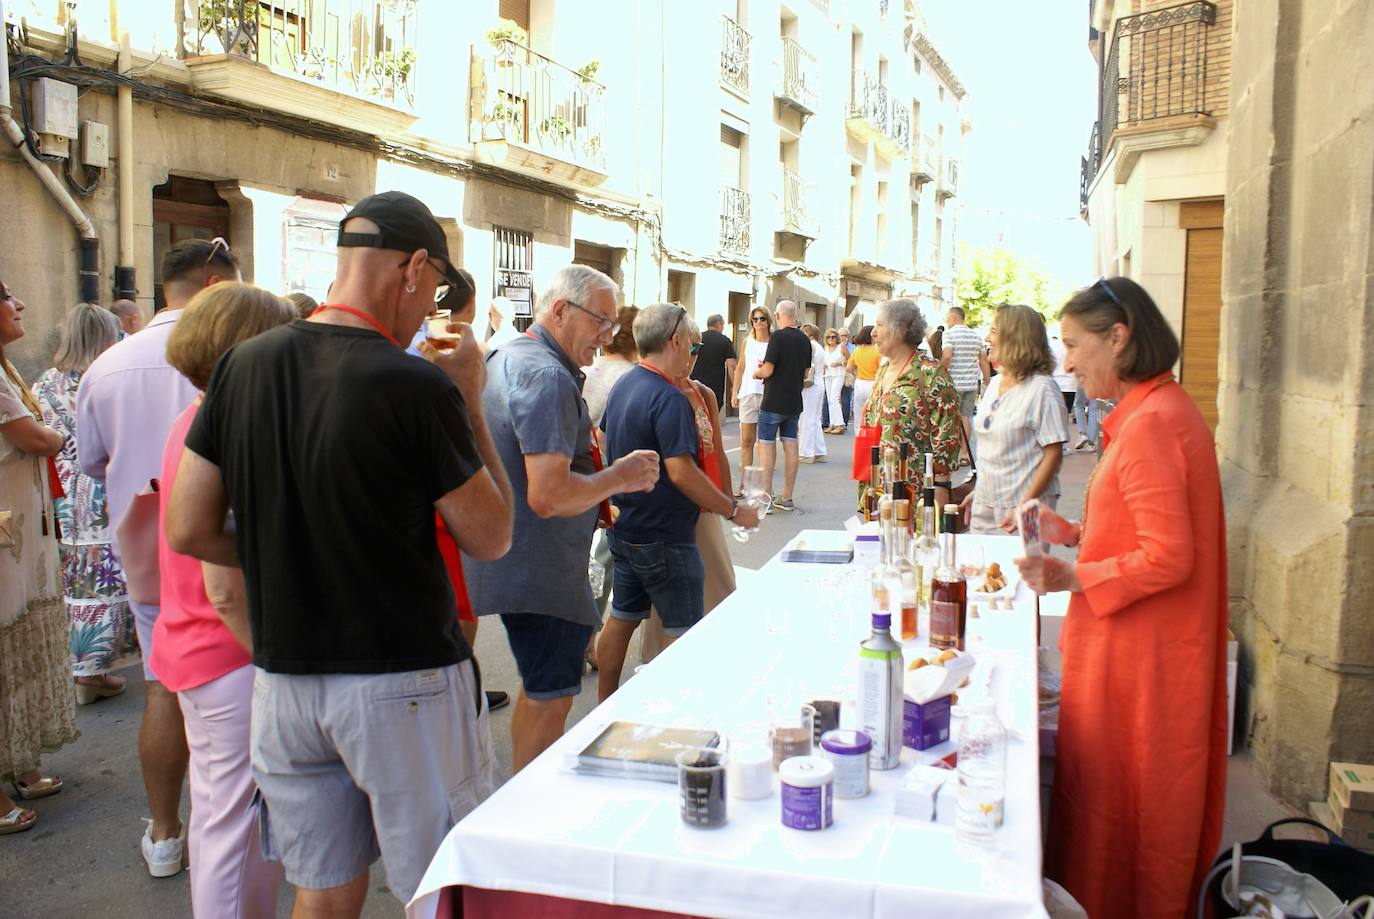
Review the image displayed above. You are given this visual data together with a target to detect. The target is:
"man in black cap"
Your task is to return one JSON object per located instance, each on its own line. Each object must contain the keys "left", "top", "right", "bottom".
{"left": 166, "top": 191, "right": 513, "bottom": 914}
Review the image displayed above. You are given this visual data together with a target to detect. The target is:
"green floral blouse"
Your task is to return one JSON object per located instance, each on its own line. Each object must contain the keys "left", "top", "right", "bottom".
{"left": 860, "top": 357, "right": 962, "bottom": 488}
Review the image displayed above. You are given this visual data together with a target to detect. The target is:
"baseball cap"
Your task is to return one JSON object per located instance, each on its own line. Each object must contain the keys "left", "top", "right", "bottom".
{"left": 337, "top": 191, "right": 469, "bottom": 297}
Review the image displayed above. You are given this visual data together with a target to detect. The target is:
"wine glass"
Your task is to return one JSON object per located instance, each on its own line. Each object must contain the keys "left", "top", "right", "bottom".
{"left": 731, "top": 465, "right": 771, "bottom": 543}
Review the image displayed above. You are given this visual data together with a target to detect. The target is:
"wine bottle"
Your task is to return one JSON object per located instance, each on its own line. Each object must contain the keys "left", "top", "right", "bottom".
{"left": 862, "top": 445, "right": 883, "bottom": 523}
{"left": 913, "top": 484, "right": 939, "bottom": 610}
{"left": 930, "top": 504, "right": 967, "bottom": 651}
{"left": 893, "top": 499, "right": 918, "bottom": 641}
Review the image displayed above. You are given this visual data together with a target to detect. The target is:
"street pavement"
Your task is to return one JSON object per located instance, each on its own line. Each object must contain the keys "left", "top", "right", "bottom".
{"left": 5, "top": 417, "right": 1280, "bottom": 916}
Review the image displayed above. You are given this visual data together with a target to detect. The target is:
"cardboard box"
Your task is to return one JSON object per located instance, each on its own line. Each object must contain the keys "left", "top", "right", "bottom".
{"left": 1330, "top": 761, "right": 1374, "bottom": 811}
{"left": 903, "top": 696, "right": 951, "bottom": 751}
{"left": 1328, "top": 785, "right": 1374, "bottom": 834}
{"left": 1309, "top": 800, "right": 1374, "bottom": 853}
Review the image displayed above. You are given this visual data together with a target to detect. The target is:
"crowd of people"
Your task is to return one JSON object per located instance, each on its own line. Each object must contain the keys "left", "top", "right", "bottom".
{"left": 0, "top": 187, "right": 1227, "bottom": 919}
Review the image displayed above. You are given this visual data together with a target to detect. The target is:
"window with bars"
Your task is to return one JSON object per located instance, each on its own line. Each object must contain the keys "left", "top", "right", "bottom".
{"left": 494, "top": 226, "right": 535, "bottom": 318}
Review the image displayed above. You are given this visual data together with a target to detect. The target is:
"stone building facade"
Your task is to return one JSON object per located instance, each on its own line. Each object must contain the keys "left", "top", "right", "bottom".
{"left": 1217, "top": 0, "right": 1374, "bottom": 807}
{"left": 1, "top": 0, "right": 968, "bottom": 382}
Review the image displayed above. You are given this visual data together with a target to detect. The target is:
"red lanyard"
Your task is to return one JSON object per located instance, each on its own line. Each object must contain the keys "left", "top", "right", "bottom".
{"left": 313, "top": 304, "right": 402, "bottom": 348}
{"left": 638, "top": 361, "right": 675, "bottom": 385}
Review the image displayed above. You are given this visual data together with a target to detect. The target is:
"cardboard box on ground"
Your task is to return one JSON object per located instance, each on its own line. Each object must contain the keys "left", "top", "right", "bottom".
{"left": 1307, "top": 761, "right": 1374, "bottom": 852}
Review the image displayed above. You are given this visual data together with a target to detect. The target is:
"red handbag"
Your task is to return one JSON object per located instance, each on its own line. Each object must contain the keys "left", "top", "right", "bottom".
{"left": 850, "top": 424, "right": 883, "bottom": 482}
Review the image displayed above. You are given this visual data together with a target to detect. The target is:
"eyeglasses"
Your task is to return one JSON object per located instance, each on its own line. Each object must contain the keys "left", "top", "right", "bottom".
{"left": 690, "top": 342, "right": 702, "bottom": 355}
{"left": 203, "top": 237, "right": 230, "bottom": 265}
{"left": 750, "top": 316, "right": 769, "bottom": 324}
{"left": 567, "top": 299, "right": 620, "bottom": 336}
{"left": 981, "top": 397, "right": 1003, "bottom": 431}
{"left": 396, "top": 256, "right": 456, "bottom": 304}
{"left": 1097, "top": 277, "right": 1123, "bottom": 306}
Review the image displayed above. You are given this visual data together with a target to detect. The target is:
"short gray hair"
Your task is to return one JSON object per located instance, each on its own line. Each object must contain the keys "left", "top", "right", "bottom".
{"left": 535, "top": 264, "right": 620, "bottom": 319}
{"left": 878, "top": 298, "right": 927, "bottom": 349}
{"left": 633, "top": 302, "right": 689, "bottom": 354}
{"left": 706, "top": 313, "right": 724, "bottom": 328}
{"left": 54, "top": 303, "right": 120, "bottom": 374}
{"left": 775, "top": 300, "right": 798, "bottom": 321}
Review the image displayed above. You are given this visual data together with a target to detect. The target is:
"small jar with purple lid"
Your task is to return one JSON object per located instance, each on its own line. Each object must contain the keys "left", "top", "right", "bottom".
{"left": 779, "top": 755, "right": 834, "bottom": 831}
{"left": 820, "top": 729, "right": 872, "bottom": 799}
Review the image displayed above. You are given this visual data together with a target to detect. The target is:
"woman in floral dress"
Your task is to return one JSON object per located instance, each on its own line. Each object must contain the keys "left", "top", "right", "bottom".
{"left": 33, "top": 304, "right": 135, "bottom": 704}
{"left": 858, "top": 298, "right": 961, "bottom": 512}
{"left": 0, "top": 280, "right": 76, "bottom": 835}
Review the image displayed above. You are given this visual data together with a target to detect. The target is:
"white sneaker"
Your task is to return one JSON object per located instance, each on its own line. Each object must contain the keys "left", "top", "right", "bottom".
{"left": 142, "top": 819, "right": 186, "bottom": 878}
{"left": 1074, "top": 435, "right": 1090, "bottom": 451}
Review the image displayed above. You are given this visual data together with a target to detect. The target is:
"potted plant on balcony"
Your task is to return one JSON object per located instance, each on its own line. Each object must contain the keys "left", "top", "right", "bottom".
{"left": 538, "top": 112, "right": 573, "bottom": 146}
{"left": 372, "top": 48, "right": 416, "bottom": 103}
{"left": 486, "top": 19, "right": 528, "bottom": 49}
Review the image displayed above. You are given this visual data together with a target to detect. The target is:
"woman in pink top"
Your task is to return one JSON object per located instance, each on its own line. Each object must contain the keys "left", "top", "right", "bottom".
{"left": 153, "top": 283, "right": 294, "bottom": 912}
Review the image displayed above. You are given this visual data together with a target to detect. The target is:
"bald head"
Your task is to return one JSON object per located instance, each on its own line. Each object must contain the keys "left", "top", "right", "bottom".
{"left": 775, "top": 300, "right": 799, "bottom": 328}
{"left": 110, "top": 299, "right": 144, "bottom": 335}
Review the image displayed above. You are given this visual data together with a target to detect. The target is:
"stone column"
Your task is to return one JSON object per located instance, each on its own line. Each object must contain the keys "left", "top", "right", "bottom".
{"left": 1219, "top": 0, "right": 1374, "bottom": 806}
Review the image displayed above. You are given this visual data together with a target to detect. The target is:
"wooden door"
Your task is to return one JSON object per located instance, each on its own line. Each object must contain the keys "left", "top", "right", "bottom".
{"left": 1180, "top": 203, "right": 1223, "bottom": 431}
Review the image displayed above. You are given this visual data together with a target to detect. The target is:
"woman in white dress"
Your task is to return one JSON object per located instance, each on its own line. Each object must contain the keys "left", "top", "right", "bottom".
{"left": 728, "top": 305, "right": 772, "bottom": 495}
{"left": 822, "top": 328, "right": 847, "bottom": 433}
{"left": 798, "top": 324, "right": 827, "bottom": 462}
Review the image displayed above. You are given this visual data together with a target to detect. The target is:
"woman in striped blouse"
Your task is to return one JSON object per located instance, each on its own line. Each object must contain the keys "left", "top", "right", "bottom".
{"left": 960, "top": 303, "right": 1070, "bottom": 533}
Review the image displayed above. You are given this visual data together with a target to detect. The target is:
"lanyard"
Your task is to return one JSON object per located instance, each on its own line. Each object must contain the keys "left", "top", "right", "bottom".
{"left": 638, "top": 361, "right": 676, "bottom": 385}
{"left": 314, "top": 304, "right": 402, "bottom": 348}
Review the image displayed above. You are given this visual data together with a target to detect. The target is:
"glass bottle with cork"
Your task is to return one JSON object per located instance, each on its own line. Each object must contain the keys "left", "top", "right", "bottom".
{"left": 912, "top": 479, "right": 940, "bottom": 612}
{"left": 892, "top": 498, "right": 919, "bottom": 641}
{"left": 862, "top": 446, "right": 883, "bottom": 523}
{"left": 930, "top": 504, "right": 967, "bottom": 651}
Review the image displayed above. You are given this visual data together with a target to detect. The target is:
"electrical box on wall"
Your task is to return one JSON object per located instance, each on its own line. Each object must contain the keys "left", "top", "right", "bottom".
{"left": 80, "top": 121, "right": 110, "bottom": 168}
{"left": 32, "top": 77, "right": 78, "bottom": 159}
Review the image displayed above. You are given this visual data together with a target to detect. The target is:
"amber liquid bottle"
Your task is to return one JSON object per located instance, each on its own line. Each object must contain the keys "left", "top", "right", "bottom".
{"left": 930, "top": 505, "right": 967, "bottom": 651}
{"left": 863, "top": 445, "right": 883, "bottom": 522}
{"left": 893, "top": 499, "right": 918, "bottom": 641}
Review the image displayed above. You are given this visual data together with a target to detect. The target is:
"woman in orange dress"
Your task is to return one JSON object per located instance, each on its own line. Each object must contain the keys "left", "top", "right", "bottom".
{"left": 1015, "top": 277, "right": 1228, "bottom": 918}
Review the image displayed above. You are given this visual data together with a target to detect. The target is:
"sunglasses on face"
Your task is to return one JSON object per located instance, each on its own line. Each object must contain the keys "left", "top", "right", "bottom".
{"left": 751, "top": 316, "right": 768, "bottom": 324}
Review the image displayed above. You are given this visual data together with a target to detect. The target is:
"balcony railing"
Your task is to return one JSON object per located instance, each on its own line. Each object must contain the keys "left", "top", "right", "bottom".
{"left": 720, "top": 186, "right": 751, "bottom": 255}
{"left": 721, "top": 16, "right": 751, "bottom": 95}
{"left": 913, "top": 133, "right": 937, "bottom": 182}
{"left": 943, "top": 158, "right": 959, "bottom": 197}
{"left": 778, "top": 37, "right": 818, "bottom": 114}
{"left": 848, "top": 68, "right": 889, "bottom": 135}
{"left": 888, "top": 99, "right": 911, "bottom": 154}
{"left": 1101, "top": 1, "right": 1218, "bottom": 143}
{"left": 781, "top": 168, "right": 819, "bottom": 239}
{"left": 470, "top": 39, "right": 607, "bottom": 173}
{"left": 1080, "top": 121, "right": 1102, "bottom": 213}
{"left": 178, "top": 0, "right": 417, "bottom": 108}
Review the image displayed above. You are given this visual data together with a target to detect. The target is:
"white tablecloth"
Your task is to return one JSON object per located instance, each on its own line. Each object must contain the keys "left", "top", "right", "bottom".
{"left": 409, "top": 532, "right": 1049, "bottom": 919}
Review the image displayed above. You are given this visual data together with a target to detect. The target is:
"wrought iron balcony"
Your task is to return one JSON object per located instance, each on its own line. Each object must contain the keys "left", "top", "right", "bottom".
{"left": 887, "top": 99, "right": 911, "bottom": 155}
{"left": 1079, "top": 121, "right": 1102, "bottom": 215}
{"left": 1101, "top": 1, "right": 1218, "bottom": 143}
{"left": 846, "top": 68, "right": 890, "bottom": 142}
{"left": 720, "top": 186, "right": 751, "bottom": 256}
{"left": 912, "top": 133, "right": 937, "bottom": 183}
{"left": 721, "top": 16, "right": 751, "bottom": 95}
{"left": 178, "top": 0, "right": 417, "bottom": 108}
{"left": 470, "top": 39, "right": 607, "bottom": 181}
{"left": 939, "top": 158, "right": 959, "bottom": 198}
{"left": 879, "top": 0, "right": 890, "bottom": 18}
{"left": 777, "top": 37, "right": 817, "bottom": 115}
{"left": 781, "top": 168, "right": 819, "bottom": 240}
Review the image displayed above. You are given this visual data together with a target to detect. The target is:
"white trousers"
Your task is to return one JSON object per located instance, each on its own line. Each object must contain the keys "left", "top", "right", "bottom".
{"left": 799, "top": 384, "right": 827, "bottom": 458}
{"left": 824, "top": 375, "right": 845, "bottom": 427}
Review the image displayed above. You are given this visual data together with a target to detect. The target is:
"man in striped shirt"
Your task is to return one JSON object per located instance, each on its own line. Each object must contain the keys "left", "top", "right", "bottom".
{"left": 941, "top": 306, "right": 989, "bottom": 462}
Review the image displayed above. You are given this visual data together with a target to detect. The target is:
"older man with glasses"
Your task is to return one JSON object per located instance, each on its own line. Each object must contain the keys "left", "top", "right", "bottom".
{"left": 463, "top": 264, "right": 661, "bottom": 773}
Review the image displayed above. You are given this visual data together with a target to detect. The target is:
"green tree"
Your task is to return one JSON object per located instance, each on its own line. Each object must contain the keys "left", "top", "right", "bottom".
{"left": 953, "top": 244, "right": 1069, "bottom": 328}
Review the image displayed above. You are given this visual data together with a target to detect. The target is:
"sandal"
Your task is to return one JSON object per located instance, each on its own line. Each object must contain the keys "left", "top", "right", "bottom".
{"left": 0, "top": 806, "right": 36, "bottom": 835}
{"left": 75, "top": 674, "right": 127, "bottom": 705}
{"left": 13, "top": 775, "right": 62, "bottom": 800}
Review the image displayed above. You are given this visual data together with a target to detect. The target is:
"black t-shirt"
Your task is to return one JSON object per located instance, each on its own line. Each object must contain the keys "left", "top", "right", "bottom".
{"left": 690, "top": 329, "right": 736, "bottom": 395}
{"left": 185, "top": 321, "right": 484, "bottom": 675}
{"left": 760, "top": 326, "right": 812, "bottom": 416}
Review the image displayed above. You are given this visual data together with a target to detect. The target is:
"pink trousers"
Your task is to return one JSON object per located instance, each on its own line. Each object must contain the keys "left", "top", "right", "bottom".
{"left": 179, "top": 664, "right": 282, "bottom": 918}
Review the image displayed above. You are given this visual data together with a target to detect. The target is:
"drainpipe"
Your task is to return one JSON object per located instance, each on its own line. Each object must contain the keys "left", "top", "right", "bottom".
{"left": 0, "top": 0, "right": 101, "bottom": 303}
{"left": 114, "top": 31, "right": 135, "bottom": 300}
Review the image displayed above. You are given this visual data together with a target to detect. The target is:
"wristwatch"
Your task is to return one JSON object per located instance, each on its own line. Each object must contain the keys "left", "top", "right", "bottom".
{"left": 728, "top": 498, "right": 740, "bottom": 520}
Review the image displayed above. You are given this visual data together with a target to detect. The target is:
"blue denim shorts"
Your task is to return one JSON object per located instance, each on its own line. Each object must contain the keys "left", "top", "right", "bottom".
{"left": 756, "top": 410, "right": 800, "bottom": 442}
{"left": 607, "top": 534, "right": 705, "bottom": 637}
{"left": 499, "top": 613, "right": 595, "bottom": 700}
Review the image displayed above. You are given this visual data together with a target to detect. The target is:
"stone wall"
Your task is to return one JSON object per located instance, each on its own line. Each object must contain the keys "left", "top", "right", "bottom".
{"left": 1218, "top": 0, "right": 1374, "bottom": 806}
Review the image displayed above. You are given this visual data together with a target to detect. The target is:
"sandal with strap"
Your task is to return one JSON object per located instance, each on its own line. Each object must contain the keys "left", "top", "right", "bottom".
{"left": 0, "top": 806, "right": 36, "bottom": 835}
{"left": 13, "top": 775, "right": 62, "bottom": 800}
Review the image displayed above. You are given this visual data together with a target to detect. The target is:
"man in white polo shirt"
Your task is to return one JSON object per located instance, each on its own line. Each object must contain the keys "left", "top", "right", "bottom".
{"left": 941, "top": 305, "right": 989, "bottom": 462}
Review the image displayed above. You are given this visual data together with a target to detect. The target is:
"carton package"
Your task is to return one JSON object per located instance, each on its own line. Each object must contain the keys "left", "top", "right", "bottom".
{"left": 903, "top": 696, "right": 951, "bottom": 751}
{"left": 901, "top": 653, "right": 976, "bottom": 752}
{"left": 1327, "top": 785, "right": 1374, "bottom": 834}
{"left": 895, "top": 764, "right": 958, "bottom": 825}
{"left": 1329, "top": 761, "right": 1374, "bottom": 811}
{"left": 1309, "top": 800, "right": 1374, "bottom": 853}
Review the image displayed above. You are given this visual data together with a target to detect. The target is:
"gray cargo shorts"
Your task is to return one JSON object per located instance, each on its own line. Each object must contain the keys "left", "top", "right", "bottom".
{"left": 250, "top": 660, "right": 496, "bottom": 903}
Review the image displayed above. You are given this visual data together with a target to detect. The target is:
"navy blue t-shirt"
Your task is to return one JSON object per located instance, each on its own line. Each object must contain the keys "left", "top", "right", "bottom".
{"left": 601, "top": 366, "right": 700, "bottom": 544}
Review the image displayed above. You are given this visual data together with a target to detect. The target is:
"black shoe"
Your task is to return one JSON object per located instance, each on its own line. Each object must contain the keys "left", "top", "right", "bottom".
{"left": 485, "top": 690, "right": 510, "bottom": 712}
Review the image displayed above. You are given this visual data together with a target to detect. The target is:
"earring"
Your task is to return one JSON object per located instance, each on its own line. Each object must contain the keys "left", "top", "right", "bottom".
{"left": 405, "top": 284, "right": 416, "bottom": 294}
